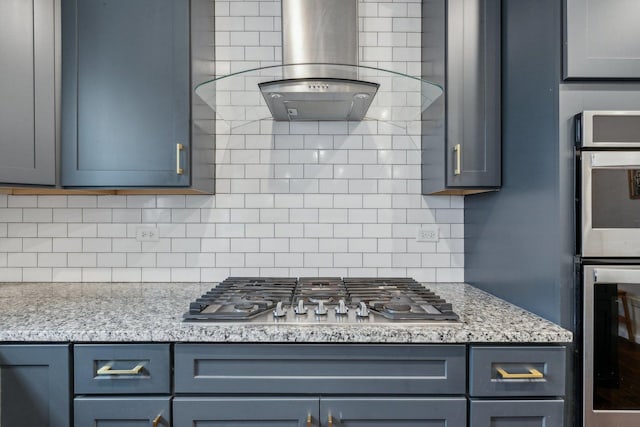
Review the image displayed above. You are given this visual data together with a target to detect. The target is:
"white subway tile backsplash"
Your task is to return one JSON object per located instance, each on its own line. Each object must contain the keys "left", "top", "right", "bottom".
{"left": 8, "top": 253, "right": 37, "bottom": 267}
{"left": 8, "top": 195, "right": 37, "bottom": 208}
{"left": 0, "top": 0, "right": 464, "bottom": 283}
{"left": 52, "top": 268, "right": 81, "bottom": 282}
{"left": 68, "top": 253, "right": 97, "bottom": 268}
{"left": 23, "top": 208, "right": 52, "bottom": 223}
{"left": 319, "top": 238, "right": 348, "bottom": 253}
{"left": 378, "top": 179, "right": 408, "bottom": 194}
{"left": 127, "top": 253, "right": 157, "bottom": 268}
{"left": 53, "top": 208, "right": 82, "bottom": 223}
{"left": 274, "top": 223, "right": 303, "bottom": 238}
{"left": 23, "top": 268, "right": 52, "bottom": 281}
{"left": 38, "top": 196, "right": 67, "bottom": 208}
{"left": 8, "top": 223, "right": 37, "bottom": 237}
{"left": 97, "top": 253, "right": 127, "bottom": 268}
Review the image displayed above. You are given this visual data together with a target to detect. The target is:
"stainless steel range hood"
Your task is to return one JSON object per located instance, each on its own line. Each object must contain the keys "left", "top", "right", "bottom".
{"left": 194, "top": 0, "right": 443, "bottom": 128}
{"left": 258, "top": 0, "right": 378, "bottom": 121}
{"left": 259, "top": 78, "right": 379, "bottom": 121}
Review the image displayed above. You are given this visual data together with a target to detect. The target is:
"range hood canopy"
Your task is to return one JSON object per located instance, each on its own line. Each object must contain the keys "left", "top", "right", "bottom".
{"left": 195, "top": 63, "right": 443, "bottom": 129}
{"left": 195, "top": 0, "right": 443, "bottom": 128}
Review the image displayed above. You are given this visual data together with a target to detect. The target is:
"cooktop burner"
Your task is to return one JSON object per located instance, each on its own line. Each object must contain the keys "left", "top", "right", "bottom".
{"left": 183, "top": 277, "right": 459, "bottom": 324}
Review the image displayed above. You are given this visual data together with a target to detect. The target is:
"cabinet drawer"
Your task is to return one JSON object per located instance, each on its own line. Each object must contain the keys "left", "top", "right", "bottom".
{"left": 75, "top": 396, "right": 170, "bottom": 426}
{"left": 74, "top": 344, "right": 170, "bottom": 394}
{"left": 470, "top": 399, "right": 564, "bottom": 427}
{"left": 175, "top": 344, "right": 466, "bottom": 394}
{"left": 469, "top": 346, "right": 566, "bottom": 397}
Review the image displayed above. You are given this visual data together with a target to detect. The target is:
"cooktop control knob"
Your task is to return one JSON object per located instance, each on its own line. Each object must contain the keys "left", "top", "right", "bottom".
{"left": 294, "top": 300, "right": 308, "bottom": 315}
{"left": 315, "top": 301, "right": 328, "bottom": 316}
{"left": 335, "top": 299, "right": 348, "bottom": 315}
{"left": 356, "top": 302, "right": 369, "bottom": 317}
{"left": 273, "top": 301, "right": 287, "bottom": 317}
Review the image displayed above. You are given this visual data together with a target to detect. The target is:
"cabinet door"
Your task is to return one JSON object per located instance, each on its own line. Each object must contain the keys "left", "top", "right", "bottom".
{"left": 0, "top": 345, "right": 70, "bottom": 427}
{"left": 320, "top": 397, "right": 467, "bottom": 427}
{"left": 75, "top": 397, "right": 170, "bottom": 427}
{"left": 446, "top": 0, "right": 501, "bottom": 188}
{"left": 565, "top": 0, "right": 640, "bottom": 79}
{"left": 173, "top": 397, "right": 318, "bottom": 427}
{"left": 0, "top": 0, "right": 56, "bottom": 185}
{"left": 61, "top": 0, "right": 190, "bottom": 187}
{"left": 470, "top": 400, "right": 564, "bottom": 427}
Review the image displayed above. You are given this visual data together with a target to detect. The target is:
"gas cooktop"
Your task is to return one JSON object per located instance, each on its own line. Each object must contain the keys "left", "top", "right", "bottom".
{"left": 183, "top": 277, "right": 459, "bottom": 324}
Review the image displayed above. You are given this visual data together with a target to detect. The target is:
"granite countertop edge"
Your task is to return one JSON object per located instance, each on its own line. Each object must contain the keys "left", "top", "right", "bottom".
{"left": 0, "top": 281, "right": 574, "bottom": 344}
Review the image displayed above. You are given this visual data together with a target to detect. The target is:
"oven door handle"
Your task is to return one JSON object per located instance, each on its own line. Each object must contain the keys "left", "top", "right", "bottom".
{"left": 590, "top": 152, "right": 640, "bottom": 168}
{"left": 593, "top": 268, "right": 640, "bottom": 284}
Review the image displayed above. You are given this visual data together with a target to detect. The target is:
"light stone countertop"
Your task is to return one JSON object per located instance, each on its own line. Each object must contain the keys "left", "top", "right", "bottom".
{"left": 0, "top": 282, "right": 573, "bottom": 343}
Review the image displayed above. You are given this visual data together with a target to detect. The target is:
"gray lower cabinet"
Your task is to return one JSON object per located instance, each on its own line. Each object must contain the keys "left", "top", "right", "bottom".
{"left": 173, "top": 397, "right": 318, "bottom": 426}
{"left": 320, "top": 397, "right": 467, "bottom": 427}
{"left": 565, "top": 0, "right": 640, "bottom": 79}
{"left": 61, "top": 0, "right": 191, "bottom": 188}
{"left": 470, "top": 400, "right": 565, "bottom": 427}
{"left": 174, "top": 344, "right": 468, "bottom": 426}
{"left": 75, "top": 397, "right": 171, "bottom": 426}
{"left": 173, "top": 396, "right": 466, "bottom": 427}
{"left": 421, "top": 0, "right": 501, "bottom": 195}
{"left": 0, "top": 0, "right": 57, "bottom": 185}
{"left": 73, "top": 344, "right": 172, "bottom": 426}
{"left": 469, "top": 346, "right": 566, "bottom": 427}
{"left": 0, "top": 344, "right": 70, "bottom": 427}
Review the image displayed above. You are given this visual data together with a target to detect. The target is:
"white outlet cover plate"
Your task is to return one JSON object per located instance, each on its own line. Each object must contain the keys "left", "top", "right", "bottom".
{"left": 136, "top": 226, "right": 160, "bottom": 242}
{"left": 416, "top": 224, "right": 439, "bottom": 242}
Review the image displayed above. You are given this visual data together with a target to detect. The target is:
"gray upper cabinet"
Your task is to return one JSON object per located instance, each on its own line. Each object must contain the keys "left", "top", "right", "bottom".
{"left": 0, "top": 345, "right": 70, "bottom": 427}
{"left": 0, "top": 0, "right": 57, "bottom": 186}
{"left": 565, "top": 0, "right": 640, "bottom": 79}
{"left": 61, "top": 0, "right": 191, "bottom": 187}
{"left": 422, "top": 0, "right": 501, "bottom": 195}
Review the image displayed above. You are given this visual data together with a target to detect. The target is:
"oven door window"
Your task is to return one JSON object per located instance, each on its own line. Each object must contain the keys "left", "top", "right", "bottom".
{"left": 594, "top": 282, "right": 640, "bottom": 410}
{"left": 592, "top": 168, "right": 640, "bottom": 228}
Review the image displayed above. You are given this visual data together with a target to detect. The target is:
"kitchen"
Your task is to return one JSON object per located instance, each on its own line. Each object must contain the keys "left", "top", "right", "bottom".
{"left": 0, "top": 0, "right": 637, "bottom": 426}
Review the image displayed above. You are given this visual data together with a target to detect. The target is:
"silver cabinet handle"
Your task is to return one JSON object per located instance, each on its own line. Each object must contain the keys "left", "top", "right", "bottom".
{"left": 97, "top": 363, "right": 144, "bottom": 375}
{"left": 453, "top": 144, "right": 461, "bottom": 175}
{"left": 176, "top": 143, "right": 184, "bottom": 175}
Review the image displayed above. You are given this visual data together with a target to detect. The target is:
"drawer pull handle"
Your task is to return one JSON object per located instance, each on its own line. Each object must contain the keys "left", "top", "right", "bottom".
{"left": 496, "top": 367, "right": 544, "bottom": 379}
{"left": 97, "top": 363, "right": 144, "bottom": 375}
{"left": 152, "top": 415, "right": 162, "bottom": 427}
{"left": 307, "top": 414, "right": 312, "bottom": 427}
{"left": 176, "top": 143, "right": 184, "bottom": 175}
{"left": 328, "top": 414, "right": 333, "bottom": 427}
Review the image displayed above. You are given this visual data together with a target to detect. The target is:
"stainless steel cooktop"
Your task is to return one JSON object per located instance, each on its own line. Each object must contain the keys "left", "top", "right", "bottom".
{"left": 183, "top": 277, "right": 459, "bottom": 324}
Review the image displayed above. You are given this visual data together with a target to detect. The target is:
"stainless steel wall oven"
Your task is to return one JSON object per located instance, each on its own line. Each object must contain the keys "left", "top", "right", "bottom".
{"left": 578, "top": 111, "right": 640, "bottom": 426}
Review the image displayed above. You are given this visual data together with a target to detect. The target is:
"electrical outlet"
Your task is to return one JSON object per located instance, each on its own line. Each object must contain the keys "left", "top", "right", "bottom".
{"left": 136, "top": 226, "right": 160, "bottom": 242}
{"left": 416, "top": 224, "right": 439, "bottom": 242}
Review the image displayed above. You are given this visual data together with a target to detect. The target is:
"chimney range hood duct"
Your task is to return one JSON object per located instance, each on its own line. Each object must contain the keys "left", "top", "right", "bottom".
{"left": 194, "top": 0, "right": 443, "bottom": 127}
{"left": 258, "top": 0, "right": 378, "bottom": 121}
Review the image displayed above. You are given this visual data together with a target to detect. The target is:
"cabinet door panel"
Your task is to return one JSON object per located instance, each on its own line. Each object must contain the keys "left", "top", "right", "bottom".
{"left": 173, "top": 397, "right": 318, "bottom": 427}
{"left": 470, "top": 400, "right": 564, "bottom": 427}
{"left": 320, "top": 397, "right": 467, "bottom": 427}
{"left": 446, "top": 0, "right": 501, "bottom": 188}
{"left": 565, "top": 0, "right": 640, "bottom": 78}
{"left": 61, "top": 0, "right": 190, "bottom": 187}
{"left": 75, "top": 397, "right": 171, "bottom": 427}
{"left": 0, "top": 0, "right": 56, "bottom": 185}
{"left": 0, "top": 345, "right": 70, "bottom": 427}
